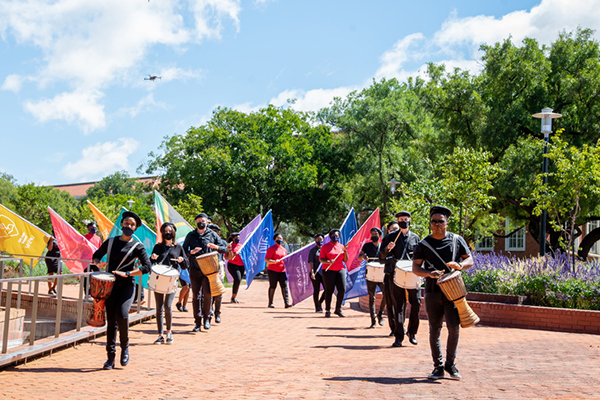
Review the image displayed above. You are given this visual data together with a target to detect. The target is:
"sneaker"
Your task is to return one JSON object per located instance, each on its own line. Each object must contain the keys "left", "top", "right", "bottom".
{"left": 176, "top": 302, "right": 183, "bottom": 312}
{"left": 166, "top": 332, "right": 174, "bottom": 344}
{"left": 325, "top": 311, "right": 331, "bottom": 318}
{"left": 215, "top": 315, "right": 221, "bottom": 323}
{"left": 182, "top": 306, "right": 189, "bottom": 312}
{"left": 444, "top": 364, "right": 462, "bottom": 380}
{"left": 154, "top": 335, "right": 165, "bottom": 344}
{"left": 428, "top": 366, "right": 445, "bottom": 380}
{"left": 192, "top": 325, "right": 201, "bottom": 332}
{"left": 231, "top": 297, "right": 239, "bottom": 304}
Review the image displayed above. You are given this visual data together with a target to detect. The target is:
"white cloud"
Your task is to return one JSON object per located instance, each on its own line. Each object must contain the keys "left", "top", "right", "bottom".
{"left": 116, "top": 93, "right": 169, "bottom": 118}
{"left": 157, "top": 67, "right": 204, "bottom": 83}
{"left": 0, "top": 0, "right": 240, "bottom": 132}
{"left": 61, "top": 138, "right": 140, "bottom": 181}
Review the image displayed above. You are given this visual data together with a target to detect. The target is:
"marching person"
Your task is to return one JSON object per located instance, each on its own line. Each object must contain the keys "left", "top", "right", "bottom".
{"left": 226, "top": 232, "right": 245, "bottom": 303}
{"left": 380, "top": 221, "right": 400, "bottom": 335}
{"left": 92, "top": 211, "right": 152, "bottom": 370}
{"left": 265, "top": 233, "right": 291, "bottom": 308}
{"left": 209, "top": 224, "right": 224, "bottom": 323}
{"left": 45, "top": 234, "right": 61, "bottom": 295}
{"left": 84, "top": 222, "right": 102, "bottom": 248}
{"left": 182, "top": 213, "right": 227, "bottom": 332}
{"left": 380, "top": 211, "right": 421, "bottom": 347}
{"left": 412, "top": 205, "right": 473, "bottom": 380}
{"left": 307, "top": 234, "right": 325, "bottom": 313}
{"left": 359, "top": 227, "right": 386, "bottom": 328}
{"left": 150, "top": 222, "right": 188, "bottom": 344}
{"left": 319, "top": 229, "right": 348, "bottom": 318}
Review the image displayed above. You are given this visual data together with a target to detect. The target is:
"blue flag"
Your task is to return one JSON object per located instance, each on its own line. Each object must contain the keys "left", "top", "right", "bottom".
{"left": 344, "top": 259, "right": 375, "bottom": 299}
{"left": 239, "top": 210, "right": 274, "bottom": 288}
{"left": 339, "top": 208, "right": 358, "bottom": 245}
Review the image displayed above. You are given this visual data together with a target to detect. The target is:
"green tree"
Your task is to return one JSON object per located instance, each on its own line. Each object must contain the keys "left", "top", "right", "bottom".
{"left": 86, "top": 171, "right": 142, "bottom": 198}
{"left": 15, "top": 184, "right": 80, "bottom": 234}
{"left": 0, "top": 173, "right": 19, "bottom": 210}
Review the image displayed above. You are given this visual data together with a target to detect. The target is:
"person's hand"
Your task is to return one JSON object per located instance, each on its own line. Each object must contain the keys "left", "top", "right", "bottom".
{"left": 177, "top": 256, "right": 184, "bottom": 263}
{"left": 429, "top": 270, "right": 444, "bottom": 279}
{"left": 310, "top": 271, "right": 316, "bottom": 280}
{"left": 97, "top": 262, "right": 107, "bottom": 269}
{"left": 191, "top": 247, "right": 201, "bottom": 255}
{"left": 207, "top": 243, "right": 219, "bottom": 250}
{"left": 150, "top": 253, "right": 158, "bottom": 260}
{"left": 387, "top": 242, "right": 395, "bottom": 250}
{"left": 113, "top": 270, "right": 127, "bottom": 278}
{"left": 446, "top": 261, "right": 462, "bottom": 270}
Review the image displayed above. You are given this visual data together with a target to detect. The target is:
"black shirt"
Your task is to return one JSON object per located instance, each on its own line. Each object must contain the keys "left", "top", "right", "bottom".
{"left": 361, "top": 241, "right": 380, "bottom": 259}
{"left": 308, "top": 245, "right": 321, "bottom": 273}
{"left": 413, "top": 232, "right": 471, "bottom": 293}
{"left": 182, "top": 229, "right": 227, "bottom": 272}
{"left": 379, "top": 230, "right": 420, "bottom": 274}
{"left": 151, "top": 243, "right": 189, "bottom": 271}
{"left": 93, "top": 237, "right": 152, "bottom": 285}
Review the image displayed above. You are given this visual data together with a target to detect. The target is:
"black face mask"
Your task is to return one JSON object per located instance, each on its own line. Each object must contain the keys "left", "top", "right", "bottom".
{"left": 398, "top": 221, "right": 410, "bottom": 229}
{"left": 122, "top": 226, "right": 134, "bottom": 236}
{"left": 163, "top": 232, "right": 174, "bottom": 240}
{"left": 197, "top": 222, "right": 206, "bottom": 230}
{"left": 371, "top": 236, "right": 379, "bottom": 242}
{"left": 233, "top": 238, "right": 240, "bottom": 244}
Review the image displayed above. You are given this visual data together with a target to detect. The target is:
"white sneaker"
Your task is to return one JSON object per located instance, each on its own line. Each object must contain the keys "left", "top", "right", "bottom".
{"left": 166, "top": 332, "right": 174, "bottom": 344}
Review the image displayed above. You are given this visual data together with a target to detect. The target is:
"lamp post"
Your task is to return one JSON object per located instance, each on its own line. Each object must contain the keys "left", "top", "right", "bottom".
{"left": 387, "top": 178, "right": 399, "bottom": 195}
{"left": 532, "top": 107, "right": 562, "bottom": 256}
{"left": 127, "top": 199, "right": 135, "bottom": 210}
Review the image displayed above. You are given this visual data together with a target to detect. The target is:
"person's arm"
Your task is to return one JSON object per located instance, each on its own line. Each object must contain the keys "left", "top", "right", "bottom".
{"left": 412, "top": 258, "right": 442, "bottom": 278}
{"left": 379, "top": 235, "right": 391, "bottom": 258}
{"left": 447, "top": 238, "right": 473, "bottom": 271}
{"left": 92, "top": 239, "right": 109, "bottom": 269}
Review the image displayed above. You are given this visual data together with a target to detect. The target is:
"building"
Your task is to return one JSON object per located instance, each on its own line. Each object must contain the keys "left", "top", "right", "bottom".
{"left": 53, "top": 176, "right": 159, "bottom": 199}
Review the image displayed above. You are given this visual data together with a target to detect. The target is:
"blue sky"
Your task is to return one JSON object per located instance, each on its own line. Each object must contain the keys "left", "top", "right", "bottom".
{"left": 1, "top": 0, "right": 598, "bottom": 186}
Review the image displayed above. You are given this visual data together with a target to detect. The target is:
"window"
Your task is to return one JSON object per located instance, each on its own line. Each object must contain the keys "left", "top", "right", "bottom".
{"left": 505, "top": 219, "right": 526, "bottom": 251}
{"left": 588, "top": 220, "right": 600, "bottom": 255}
{"left": 475, "top": 236, "right": 494, "bottom": 251}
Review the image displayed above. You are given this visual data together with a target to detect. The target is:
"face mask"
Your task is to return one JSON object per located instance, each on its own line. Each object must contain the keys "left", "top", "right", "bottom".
{"left": 371, "top": 236, "right": 379, "bottom": 242}
{"left": 331, "top": 236, "right": 339, "bottom": 243}
{"left": 275, "top": 239, "right": 283, "bottom": 245}
{"left": 316, "top": 240, "right": 323, "bottom": 247}
{"left": 398, "top": 221, "right": 410, "bottom": 229}
{"left": 163, "top": 232, "right": 174, "bottom": 240}
{"left": 233, "top": 238, "right": 240, "bottom": 244}
{"left": 89, "top": 228, "right": 97, "bottom": 234}
{"left": 197, "top": 222, "right": 206, "bottom": 230}
{"left": 122, "top": 226, "right": 134, "bottom": 236}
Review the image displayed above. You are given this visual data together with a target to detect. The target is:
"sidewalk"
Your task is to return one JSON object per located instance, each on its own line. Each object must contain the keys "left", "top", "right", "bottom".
{"left": 1, "top": 278, "right": 599, "bottom": 399}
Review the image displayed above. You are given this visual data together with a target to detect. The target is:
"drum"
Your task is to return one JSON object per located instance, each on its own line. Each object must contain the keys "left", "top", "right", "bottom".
{"left": 87, "top": 272, "right": 115, "bottom": 327}
{"left": 393, "top": 260, "right": 422, "bottom": 289}
{"left": 196, "top": 252, "right": 227, "bottom": 297}
{"left": 437, "top": 270, "right": 480, "bottom": 328}
{"left": 366, "top": 261, "right": 385, "bottom": 283}
{"left": 149, "top": 264, "right": 180, "bottom": 294}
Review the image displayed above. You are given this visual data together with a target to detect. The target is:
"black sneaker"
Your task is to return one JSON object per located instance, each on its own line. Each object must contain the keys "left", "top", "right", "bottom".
{"left": 182, "top": 306, "right": 189, "bottom": 312}
{"left": 166, "top": 332, "right": 174, "bottom": 344}
{"left": 153, "top": 335, "right": 165, "bottom": 345}
{"left": 444, "top": 364, "right": 462, "bottom": 380}
{"left": 428, "top": 366, "right": 445, "bottom": 380}
{"left": 176, "top": 302, "right": 183, "bottom": 312}
{"left": 192, "top": 325, "right": 201, "bottom": 332}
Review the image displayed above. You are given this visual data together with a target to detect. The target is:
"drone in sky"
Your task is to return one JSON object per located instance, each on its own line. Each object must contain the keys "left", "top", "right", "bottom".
{"left": 144, "top": 75, "right": 161, "bottom": 81}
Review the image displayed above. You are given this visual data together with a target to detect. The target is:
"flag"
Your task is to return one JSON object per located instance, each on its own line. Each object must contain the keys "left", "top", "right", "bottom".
{"left": 322, "top": 208, "right": 357, "bottom": 246}
{"left": 87, "top": 200, "right": 114, "bottom": 240}
{"left": 239, "top": 210, "right": 274, "bottom": 288}
{"left": 0, "top": 204, "right": 50, "bottom": 267}
{"left": 344, "top": 209, "right": 381, "bottom": 299}
{"left": 154, "top": 191, "right": 193, "bottom": 244}
{"left": 225, "top": 213, "right": 262, "bottom": 283}
{"left": 284, "top": 242, "right": 316, "bottom": 305}
{"left": 109, "top": 208, "right": 156, "bottom": 289}
{"left": 48, "top": 207, "right": 97, "bottom": 274}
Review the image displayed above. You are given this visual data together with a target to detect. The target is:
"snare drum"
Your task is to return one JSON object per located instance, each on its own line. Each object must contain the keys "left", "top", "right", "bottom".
{"left": 393, "top": 260, "right": 422, "bottom": 289}
{"left": 366, "top": 261, "right": 385, "bottom": 283}
{"left": 148, "top": 264, "right": 180, "bottom": 294}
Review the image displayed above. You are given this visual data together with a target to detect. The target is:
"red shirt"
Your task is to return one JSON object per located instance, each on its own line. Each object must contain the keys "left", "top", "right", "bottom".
{"left": 265, "top": 244, "right": 287, "bottom": 272}
{"left": 320, "top": 242, "right": 345, "bottom": 271}
{"left": 230, "top": 242, "right": 244, "bottom": 266}
{"left": 84, "top": 233, "right": 102, "bottom": 249}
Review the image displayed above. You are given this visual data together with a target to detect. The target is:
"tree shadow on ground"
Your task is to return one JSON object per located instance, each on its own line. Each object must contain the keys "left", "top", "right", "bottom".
{"left": 324, "top": 376, "right": 440, "bottom": 385}
{"left": 311, "top": 344, "right": 387, "bottom": 350}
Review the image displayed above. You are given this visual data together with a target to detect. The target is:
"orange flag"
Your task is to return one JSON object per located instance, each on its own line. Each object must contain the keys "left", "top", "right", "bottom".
{"left": 87, "top": 200, "right": 114, "bottom": 240}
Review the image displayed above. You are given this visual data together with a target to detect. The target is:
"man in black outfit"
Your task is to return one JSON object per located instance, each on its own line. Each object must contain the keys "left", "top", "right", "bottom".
{"left": 307, "top": 234, "right": 325, "bottom": 312}
{"left": 412, "top": 205, "right": 473, "bottom": 380}
{"left": 182, "top": 213, "right": 227, "bottom": 332}
{"left": 359, "top": 227, "right": 386, "bottom": 328}
{"left": 380, "top": 211, "right": 421, "bottom": 348}
{"left": 380, "top": 221, "right": 399, "bottom": 337}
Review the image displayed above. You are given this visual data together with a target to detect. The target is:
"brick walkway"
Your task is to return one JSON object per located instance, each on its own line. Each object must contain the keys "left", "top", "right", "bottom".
{"left": 2, "top": 278, "right": 599, "bottom": 399}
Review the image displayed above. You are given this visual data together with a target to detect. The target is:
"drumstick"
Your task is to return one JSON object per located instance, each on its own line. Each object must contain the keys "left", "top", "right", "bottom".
{"left": 324, "top": 252, "right": 344, "bottom": 272}
{"left": 170, "top": 258, "right": 180, "bottom": 262}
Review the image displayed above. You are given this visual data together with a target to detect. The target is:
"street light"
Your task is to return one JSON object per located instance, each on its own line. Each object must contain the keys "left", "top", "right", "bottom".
{"left": 387, "top": 178, "right": 399, "bottom": 195}
{"left": 532, "top": 107, "right": 562, "bottom": 256}
{"left": 127, "top": 199, "right": 135, "bottom": 210}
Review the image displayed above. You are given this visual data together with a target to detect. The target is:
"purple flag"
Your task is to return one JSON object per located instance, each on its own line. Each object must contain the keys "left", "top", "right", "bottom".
{"left": 225, "top": 214, "right": 262, "bottom": 283}
{"left": 284, "top": 242, "right": 317, "bottom": 306}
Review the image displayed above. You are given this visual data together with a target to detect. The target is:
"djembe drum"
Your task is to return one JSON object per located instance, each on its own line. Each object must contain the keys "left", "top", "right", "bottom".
{"left": 87, "top": 271, "right": 116, "bottom": 327}
{"left": 437, "top": 270, "right": 480, "bottom": 328}
{"left": 196, "top": 252, "right": 227, "bottom": 297}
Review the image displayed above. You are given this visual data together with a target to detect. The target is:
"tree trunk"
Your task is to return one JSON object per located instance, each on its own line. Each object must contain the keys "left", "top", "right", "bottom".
{"left": 578, "top": 227, "right": 600, "bottom": 259}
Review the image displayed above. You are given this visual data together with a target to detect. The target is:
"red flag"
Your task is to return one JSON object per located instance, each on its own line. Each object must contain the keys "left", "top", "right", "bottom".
{"left": 345, "top": 208, "right": 381, "bottom": 273}
{"left": 48, "top": 207, "right": 98, "bottom": 274}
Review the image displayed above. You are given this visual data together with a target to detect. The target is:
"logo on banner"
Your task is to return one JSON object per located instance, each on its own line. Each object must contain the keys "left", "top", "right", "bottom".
{"left": 0, "top": 214, "right": 18, "bottom": 238}
{"left": 295, "top": 258, "right": 309, "bottom": 289}
{"left": 247, "top": 228, "right": 271, "bottom": 273}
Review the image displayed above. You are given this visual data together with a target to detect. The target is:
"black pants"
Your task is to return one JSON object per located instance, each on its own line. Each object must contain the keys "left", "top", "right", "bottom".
{"left": 391, "top": 284, "right": 421, "bottom": 342}
{"left": 154, "top": 291, "right": 175, "bottom": 334}
{"left": 211, "top": 294, "right": 222, "bottom": 317}
{"left": 190, "top": 267, "right": 212, "bottom": 325}
{"left": 366, "top": 280, "right": 386, "bottom": 322}
{"left": 425, "top": 292, "right": 460, "bottom": 368}
{"left": 227, "top": 262, "right": 245, "bottom": 296}
{"left": 322, "top": 269, "right": 346, "bottom": 313}
{"left": 105, "top": 281, "right": 135, "bottom": 356}
{"left": 267, "top": 269, "right": 290, "bottom": 306}
{"left": 311, "top": 272, "right": 325, "bottom": 311}
{"left": 383, "top": 274, "right": 396, "bottom": 333}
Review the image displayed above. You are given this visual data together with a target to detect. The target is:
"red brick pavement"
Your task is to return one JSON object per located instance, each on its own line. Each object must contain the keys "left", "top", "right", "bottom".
{"left": 2, "top": 278, "right": 599, "bottom": 399}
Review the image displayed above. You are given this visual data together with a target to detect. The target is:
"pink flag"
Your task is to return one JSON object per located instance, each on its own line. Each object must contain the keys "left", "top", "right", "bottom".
{"left": 345, "top": 208, "right": 381, "bottom": 273}
{"left": 48, "top": 207, "right": 98, "bottom": 274}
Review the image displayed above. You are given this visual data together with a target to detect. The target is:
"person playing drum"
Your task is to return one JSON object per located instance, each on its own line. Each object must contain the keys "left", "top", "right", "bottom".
{"left": 92, "top": 211, "right": 152, "bottom": 370}
{"left": 150, "top": 222, "right": 188, "bottom": 344}
{"left": 380, "top": 211, "right": 421, "bottom": 347}
{"left": 358, "top": 227, "right": 386, "bottom": 328}
{"left": 412, "top": 205, "right": 473, "bottom": 380}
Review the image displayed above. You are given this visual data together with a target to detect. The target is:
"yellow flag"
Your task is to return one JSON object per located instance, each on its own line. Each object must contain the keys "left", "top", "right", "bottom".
{"left": 0, "top": 204, "right": 50, "bottom": 266}
{"left": 87, "top": 200, "right": 114, "bottom": 240}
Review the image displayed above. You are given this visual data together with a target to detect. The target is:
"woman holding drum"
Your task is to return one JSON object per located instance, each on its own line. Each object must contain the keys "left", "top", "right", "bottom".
{"left": 226, "top": 232, "right": 245, "bottom": 303}
{"left": 150, "top": 222, "right": 188, "bottom": 345}
{"left": 359, "top": 227, "right": 386, "bottom": 328}
{"left": 319, "top": 229, "right": 348, "bottom": 318}
{"left": 265, "top": 233, "right": 291, "bottom": 308}
{"left": 412, "top": 205, "right": 473, "bottom": 380}
{"left": 92, "top": 211, "right": 152, "bottom": 370}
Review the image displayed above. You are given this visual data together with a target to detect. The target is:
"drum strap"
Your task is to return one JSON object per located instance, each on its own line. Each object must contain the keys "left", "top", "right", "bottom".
{"left": 114, "top": 241, "right": 142, "bottom": 271}
{"left": 420, "top": 234, "right": 457, "bottom": 272}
